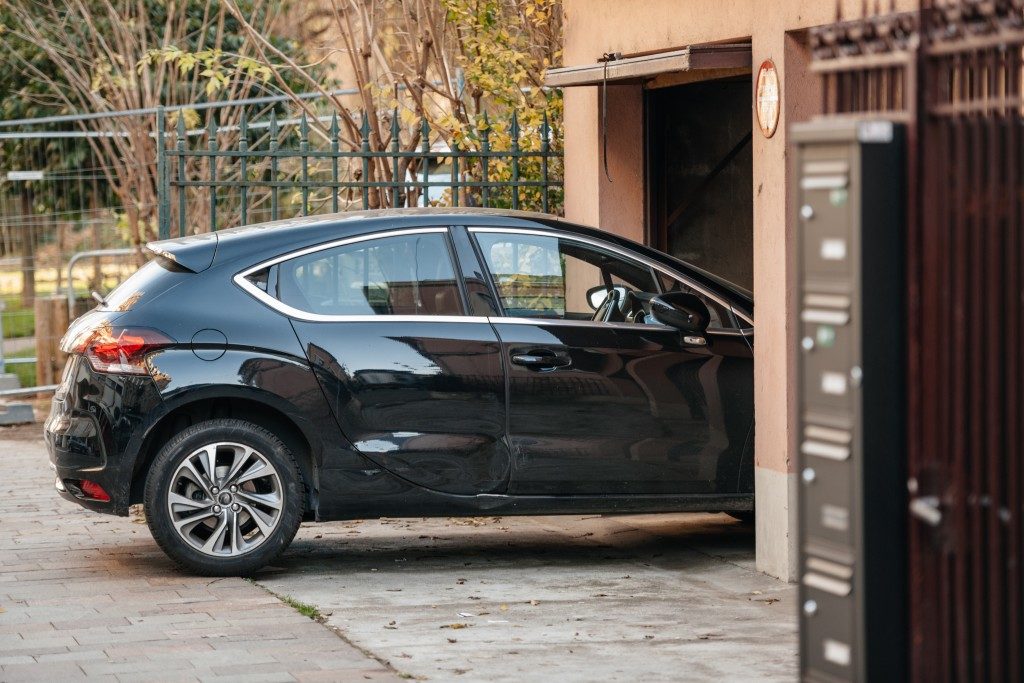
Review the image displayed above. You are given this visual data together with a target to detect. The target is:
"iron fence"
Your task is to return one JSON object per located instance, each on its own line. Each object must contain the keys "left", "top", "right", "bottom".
{"left": 156, "top": 108, "right": 563, "bottom": 238}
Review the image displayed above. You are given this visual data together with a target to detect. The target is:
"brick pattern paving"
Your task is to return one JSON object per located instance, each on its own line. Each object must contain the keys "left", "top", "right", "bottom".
{"left": 0, "top": 432, "right": 400, "bottom": 682}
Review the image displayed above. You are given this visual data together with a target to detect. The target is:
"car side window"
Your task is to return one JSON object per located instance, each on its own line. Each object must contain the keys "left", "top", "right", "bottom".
{"left": 275, "top": 232, "right": 464, "bottom": 316}
{"left": 655, "top": 271, "right": 734, "bottom": 330}
{"left": 473, "top": 231, "right": 658, "bottom": 321}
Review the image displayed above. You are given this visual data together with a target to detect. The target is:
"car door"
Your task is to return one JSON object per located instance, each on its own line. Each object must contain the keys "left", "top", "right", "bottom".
{"left": 470, "top": 227, "right": 753, "bottom": 496}
{"left": 254, "top": 226, "right": 509, "bottom": 496}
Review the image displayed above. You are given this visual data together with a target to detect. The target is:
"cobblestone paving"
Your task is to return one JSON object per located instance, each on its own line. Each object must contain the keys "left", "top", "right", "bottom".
{"left": 0, "top": 431, "right": 400, "bottom": 683}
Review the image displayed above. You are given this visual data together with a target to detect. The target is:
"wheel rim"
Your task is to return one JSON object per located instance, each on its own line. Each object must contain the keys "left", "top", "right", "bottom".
{"left": 166, "top": 442, "right": 284, "bottom": 557}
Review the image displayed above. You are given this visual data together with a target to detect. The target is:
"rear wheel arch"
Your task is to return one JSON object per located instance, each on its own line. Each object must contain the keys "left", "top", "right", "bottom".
{"left": 130, "top": 395, "right": 319, "bottom": 515}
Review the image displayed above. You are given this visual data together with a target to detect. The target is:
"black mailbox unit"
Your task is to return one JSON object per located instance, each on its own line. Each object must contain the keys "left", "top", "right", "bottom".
{"left": 792, "top": 119, "right": 906, "bottom": 682}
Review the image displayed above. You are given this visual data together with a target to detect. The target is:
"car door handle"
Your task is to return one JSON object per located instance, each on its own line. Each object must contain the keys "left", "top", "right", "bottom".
{"left": 510, "top": 350, "right": 572, "bottom": 369}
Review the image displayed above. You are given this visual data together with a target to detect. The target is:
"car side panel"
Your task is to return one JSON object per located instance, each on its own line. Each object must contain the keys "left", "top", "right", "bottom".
{"left": 291, "top": 319, "right": 511, "bottom": 496}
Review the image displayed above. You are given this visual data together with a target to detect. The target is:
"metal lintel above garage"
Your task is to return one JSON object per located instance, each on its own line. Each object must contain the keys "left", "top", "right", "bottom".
{"left": 544, "top": 43, "right": 752, "bottom": 88}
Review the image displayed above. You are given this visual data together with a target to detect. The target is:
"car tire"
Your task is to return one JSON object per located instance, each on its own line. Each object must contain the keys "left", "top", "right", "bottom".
{"left": 144, "top": 418, "right": 304, "bottom": 576}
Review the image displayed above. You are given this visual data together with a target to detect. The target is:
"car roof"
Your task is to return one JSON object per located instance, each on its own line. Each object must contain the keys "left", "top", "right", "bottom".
{"left": 149, "top": 208, "right": 753, "bottom": 312}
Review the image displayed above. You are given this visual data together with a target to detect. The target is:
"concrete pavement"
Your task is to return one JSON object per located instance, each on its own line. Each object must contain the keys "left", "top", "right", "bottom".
{"left": 0, "top": 430, "right": 399, "bottom": 682}
{"left": 0, "top": 426, "right": 797, "bottom": 681}
{"left": 260, "top": 513, "right": 798, "bottom": 682}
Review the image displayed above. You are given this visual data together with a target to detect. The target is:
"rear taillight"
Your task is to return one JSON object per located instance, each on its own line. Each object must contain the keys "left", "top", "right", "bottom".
{"left": 62, "top": 324, "right": 173, "bottom": 375}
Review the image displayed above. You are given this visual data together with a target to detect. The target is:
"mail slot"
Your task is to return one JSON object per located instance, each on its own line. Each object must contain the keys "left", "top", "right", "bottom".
{"left": 793, "top": 120, "right": 906, "bottom": 682}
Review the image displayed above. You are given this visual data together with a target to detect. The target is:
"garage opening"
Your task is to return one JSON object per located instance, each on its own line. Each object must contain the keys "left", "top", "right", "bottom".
{"left": 646, "top": 77, "right": 753, "bottom": 292}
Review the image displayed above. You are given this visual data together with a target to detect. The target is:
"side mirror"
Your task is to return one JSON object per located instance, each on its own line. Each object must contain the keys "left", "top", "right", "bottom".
{"left": 650, "top": 292, "right": 710, "bottom": 334}
{"left": 586, "top": 284, "right": 627, "bottom": 311}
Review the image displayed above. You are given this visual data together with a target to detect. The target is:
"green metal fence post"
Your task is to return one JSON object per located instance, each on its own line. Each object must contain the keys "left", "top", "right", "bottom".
{"left": 269, "top": 110, "right": 279, "bottom": 221}
{"left": 330, "top": 113, "right": 340, "bottom": 213}
{"left": 360, "top": 114, "right": 370, "bottom": 210}
{"left": 390, "top": 109, "right": 400, "bottom": 208}
{"left": 239, "top": 111, "right": 249, "bottom": 226}
{"left": 481, "top": 114, "right": 491, "bottom": 208}
{"left": 541, "top": 112, "right": 550, "bottom": 214}
{"left": 451, "top": 136, "right": 460, "bottom": 207}
{"left": 299, "top": 113, "right": 309, "bottom": 216}
{"left": 176, "top": 116, "right": 187, "bottom": 238}
{"left": 510, "top": 112, "right": 520, "bottom": 210}
{"left": 207, "top": 115, "right": 218, "bottom": 230}
{"left": 420, "top": 118, "right": 431, "bottom": 208}
{"left": 156, "top": 106, "right": 169, "bottom": 239}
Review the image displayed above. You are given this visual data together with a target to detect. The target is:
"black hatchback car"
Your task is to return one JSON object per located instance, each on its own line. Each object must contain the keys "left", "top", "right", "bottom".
{"left": 45, "top": 208, "right": 754, "bottom": 575}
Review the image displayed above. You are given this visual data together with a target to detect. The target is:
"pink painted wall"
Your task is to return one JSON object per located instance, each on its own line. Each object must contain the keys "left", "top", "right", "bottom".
{"left": 561, "top": 0, "right": 917, "bottom": 579}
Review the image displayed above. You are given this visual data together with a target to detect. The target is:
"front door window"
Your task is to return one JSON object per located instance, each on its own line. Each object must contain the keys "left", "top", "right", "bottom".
{"left": 473, "top": 232, "right": 658, "bottom": 322}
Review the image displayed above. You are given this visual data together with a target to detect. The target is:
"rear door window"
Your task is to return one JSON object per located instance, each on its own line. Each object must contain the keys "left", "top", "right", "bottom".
{"left": 275, "top": 231, "right": 465, "bottom": 317}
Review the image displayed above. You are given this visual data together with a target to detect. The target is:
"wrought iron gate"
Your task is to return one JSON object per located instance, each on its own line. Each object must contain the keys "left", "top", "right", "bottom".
{"left": 809, "top": 2, "right": 1024, "bottom": 680}
{"left": 155, "top": 107, "right": 563, "bottom": 238}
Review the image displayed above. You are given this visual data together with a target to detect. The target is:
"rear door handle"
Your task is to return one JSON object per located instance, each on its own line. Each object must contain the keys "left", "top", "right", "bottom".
{"left": 510, "top": 349, "right": 571, "bottom": 370}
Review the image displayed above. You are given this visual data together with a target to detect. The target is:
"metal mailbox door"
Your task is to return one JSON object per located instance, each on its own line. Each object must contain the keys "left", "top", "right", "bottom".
{"left": 793, "top": 120, "right": 906, "bottom": 683}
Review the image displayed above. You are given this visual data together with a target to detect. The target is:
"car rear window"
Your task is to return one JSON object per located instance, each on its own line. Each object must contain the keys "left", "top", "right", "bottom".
{"left": 275, "top": 232, "right": 464, "bottom": 317}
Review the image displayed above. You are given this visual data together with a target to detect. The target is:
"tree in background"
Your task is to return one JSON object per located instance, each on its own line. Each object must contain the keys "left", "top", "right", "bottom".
{"left": 217, "top": 0, "right": 563, "bottom": 211}
{"left": 2, "top": 0, "right": 563, "bottom": 244}
{"left": 0, "top": 0, "right": 324, "bottom": 246}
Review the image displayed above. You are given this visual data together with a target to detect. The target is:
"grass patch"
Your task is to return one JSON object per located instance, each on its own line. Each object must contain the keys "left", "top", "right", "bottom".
{"left": 4, "top": 348, "right": 36, "bottom": 388}
{"left": 260, "top": 589, "right": 319, "bottom": 622}
{"left": 246, "top": 579, "right": 322, "bottom": 621}
{"left": 0, "top": 297, "right": 35, "bottom": 339}
{"left": 279, "top": 595, "right": 322, "bottom": 620}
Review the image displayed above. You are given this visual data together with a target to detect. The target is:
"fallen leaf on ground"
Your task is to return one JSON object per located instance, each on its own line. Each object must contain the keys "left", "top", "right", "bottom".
{"left": 441, "top": 623, "right": 470, "bottom": 629}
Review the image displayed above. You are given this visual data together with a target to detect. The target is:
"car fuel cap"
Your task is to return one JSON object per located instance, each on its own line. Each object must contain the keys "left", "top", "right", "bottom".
{"left": 191, "top": 328, "right": 227, "bottom": 361}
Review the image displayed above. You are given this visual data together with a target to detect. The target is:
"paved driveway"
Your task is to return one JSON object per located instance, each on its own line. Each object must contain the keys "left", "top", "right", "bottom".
{"left": 1, "top": 428, "right": 797, "bottom": 681}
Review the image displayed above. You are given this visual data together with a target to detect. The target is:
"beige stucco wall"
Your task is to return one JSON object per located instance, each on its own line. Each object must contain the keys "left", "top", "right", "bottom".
{"left": 560, "top": 0, "right": 915, "bottom": 581}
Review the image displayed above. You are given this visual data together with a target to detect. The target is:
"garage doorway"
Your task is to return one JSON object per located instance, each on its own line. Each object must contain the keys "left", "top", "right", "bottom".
{"left": 646, "top": 77, "right": 753, "bottom": 292}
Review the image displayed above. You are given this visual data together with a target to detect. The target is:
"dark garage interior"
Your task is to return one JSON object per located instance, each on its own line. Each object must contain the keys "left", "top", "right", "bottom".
{"left": 646, "top": 77, "right": 753, "bottom": 292}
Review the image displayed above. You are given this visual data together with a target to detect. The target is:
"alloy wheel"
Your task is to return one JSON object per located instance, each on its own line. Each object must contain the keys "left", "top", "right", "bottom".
{"left": 166, "top": 442, "right": 284, "bottom": 557}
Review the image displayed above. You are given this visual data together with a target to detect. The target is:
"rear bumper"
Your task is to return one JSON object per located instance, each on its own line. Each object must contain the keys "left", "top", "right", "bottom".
{"left": 44, "top": 356, "right": 163, "bottom": 516}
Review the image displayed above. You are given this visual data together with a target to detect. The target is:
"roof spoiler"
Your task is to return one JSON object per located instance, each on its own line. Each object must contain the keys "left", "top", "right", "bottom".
{"left": 145, "top": 233, "right": 219, "bottom": 273}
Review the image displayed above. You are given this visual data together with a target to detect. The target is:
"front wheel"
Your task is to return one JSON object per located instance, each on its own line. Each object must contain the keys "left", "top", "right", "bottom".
{"left": 144, "top": 419, "right": 304, "bottom": 576}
